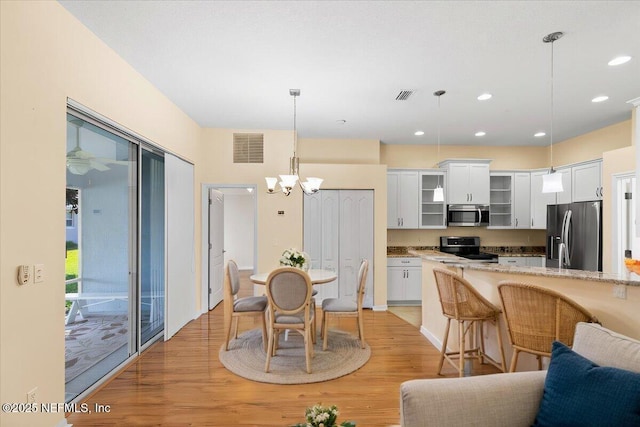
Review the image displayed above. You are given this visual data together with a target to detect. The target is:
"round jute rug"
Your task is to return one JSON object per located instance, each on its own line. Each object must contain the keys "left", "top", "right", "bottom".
{"left": 219, "top": 329, "right": 371, "bottom": 384}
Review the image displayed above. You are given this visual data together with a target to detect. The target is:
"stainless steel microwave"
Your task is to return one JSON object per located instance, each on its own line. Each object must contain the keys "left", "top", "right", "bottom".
{"left": 447, "top": 205, "right": 490, "bottom": 227}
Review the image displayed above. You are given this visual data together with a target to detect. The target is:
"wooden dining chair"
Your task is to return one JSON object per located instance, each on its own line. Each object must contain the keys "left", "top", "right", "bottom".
{"left": 320, "top": 259, "right": 369, "bottom": 351}
{"left": 264, "top": 267, "right": 315, "bottom": 373}
{"left": 498, "top": 281, "right": 599, "bottom": 372}
{"left": 223, "top": 260, "right": 268, "bottom": 351}
{"left": 432, "top": 267, "right": 506, "bottom": 377}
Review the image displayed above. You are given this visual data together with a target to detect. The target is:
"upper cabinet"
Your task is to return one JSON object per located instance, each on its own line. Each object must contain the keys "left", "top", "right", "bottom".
{"left": 489, "top": 171, "right": 530, "bottom": 229}
{"left": 530, "top": 170, "right": 557, "bottom": 229}
{"left": 419, "top": 170, "right": 447, "bottom": 228}
{"left": 440, "top": 160, "right": 491, "bottom": 205}
{"left": 513, "top": 172, "right": 531, "bottom": 229}
{"left": 387, "top": 170, "right": 419, "bottom": 229}
{"left": 488, "top": 172, "right": 513, "bottom": 228}
{"left": 572, "top": 160, "right": 603, "bottom": 202}
{"left": 555, "top": 166, "right": 573, "bottom": 205}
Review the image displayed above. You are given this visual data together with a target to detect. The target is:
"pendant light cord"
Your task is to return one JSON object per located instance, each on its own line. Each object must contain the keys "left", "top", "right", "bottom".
{"left": 550, "top": 37, "right": 555, "bottom": 170}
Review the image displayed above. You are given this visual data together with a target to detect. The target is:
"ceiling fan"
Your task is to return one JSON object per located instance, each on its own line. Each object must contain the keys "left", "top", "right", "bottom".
{"left": 66, "top": 119, "right": 129, "bottom": 175}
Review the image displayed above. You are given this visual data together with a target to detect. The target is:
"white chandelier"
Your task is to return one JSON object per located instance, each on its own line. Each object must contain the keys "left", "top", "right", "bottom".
{"left": 542, "top": 31, "right": 564, "bottom": 194}
{"left": 265, "top": 89, "right": 323, "bottom": 196}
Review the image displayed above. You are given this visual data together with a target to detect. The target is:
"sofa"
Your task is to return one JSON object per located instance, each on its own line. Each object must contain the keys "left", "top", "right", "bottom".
{"left": 400, "top": 322, "right": 640, "bottom": 427}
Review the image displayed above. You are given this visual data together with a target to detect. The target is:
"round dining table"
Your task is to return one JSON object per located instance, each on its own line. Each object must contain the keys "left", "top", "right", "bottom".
{"left": 249, "top": 268, "right": 337, "bottom": 285}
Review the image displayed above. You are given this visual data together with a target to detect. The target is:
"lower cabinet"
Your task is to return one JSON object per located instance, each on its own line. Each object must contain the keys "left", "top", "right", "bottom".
{"left": 387, "top": 257, "right": 421, "bottom": 305}
{"left": 498, "top": 256, "right": 545, "bottom": 267}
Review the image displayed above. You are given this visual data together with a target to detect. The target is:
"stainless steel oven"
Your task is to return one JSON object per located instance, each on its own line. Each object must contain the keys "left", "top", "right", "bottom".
{"left": 447, "top": 205, "right": 490, "bottom": 227}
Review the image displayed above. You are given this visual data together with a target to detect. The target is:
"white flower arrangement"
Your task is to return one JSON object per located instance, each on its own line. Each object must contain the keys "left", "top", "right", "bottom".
{"left": 292, "top": 404, "right": 356, "bottom": 427}
{"left": 280, "top": 248, "right": 309, "bottom": 270}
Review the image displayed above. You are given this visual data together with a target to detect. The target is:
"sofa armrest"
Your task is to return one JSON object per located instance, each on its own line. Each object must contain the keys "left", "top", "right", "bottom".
{"left": 400, "top": 371, "right": 546, "bottom": 427}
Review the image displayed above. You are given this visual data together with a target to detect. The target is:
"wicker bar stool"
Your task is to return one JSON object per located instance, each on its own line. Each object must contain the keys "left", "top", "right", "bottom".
{"left": 498, "top": 281, "right": 600, "bottom": 372}
{"left": 432, "top": 267, "right": 507, "bottom": 377}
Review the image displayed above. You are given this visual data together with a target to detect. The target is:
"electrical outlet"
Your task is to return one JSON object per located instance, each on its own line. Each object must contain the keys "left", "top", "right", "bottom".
{"left": 34, "top": 264, "right": 44, "bottom": 283}
{"left": 613, "top": 285, "right": 627, "bottom": 300}
{"left": 27, "top": 387, "right": 37, "bottom": 404}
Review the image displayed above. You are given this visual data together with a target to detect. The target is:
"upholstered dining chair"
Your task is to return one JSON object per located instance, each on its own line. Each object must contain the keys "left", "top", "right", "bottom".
{"left": 264, "top": 267, "right": 315, "bottom": 373}
{"left": 432, "top": 267, "right": 507, "bottom": 377}
{"left": 498, "top": 281, "right": 600, "bottom": 372}
{"left": 320, "top": 259, "right": 369, "bottom": 351}
{"left": 223, "top": 260, "right": 268, "bottom": 351}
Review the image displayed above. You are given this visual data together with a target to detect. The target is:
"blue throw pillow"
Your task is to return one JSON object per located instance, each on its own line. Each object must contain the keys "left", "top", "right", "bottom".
{"left": 532, "top": 341, "right": 640, "bottom": 427}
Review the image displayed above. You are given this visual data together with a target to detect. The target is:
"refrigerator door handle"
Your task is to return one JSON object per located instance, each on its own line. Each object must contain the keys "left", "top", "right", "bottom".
{"left": 563, "top": 210, "right": 572, "bottom": 267}
{"left": 548, "top": 235, "right": 555, "bottom": 260}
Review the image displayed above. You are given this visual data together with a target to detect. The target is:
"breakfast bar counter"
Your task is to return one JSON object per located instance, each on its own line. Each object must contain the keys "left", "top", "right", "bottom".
{"left": 409, "top": 249, "right": 640, "bottom": 370}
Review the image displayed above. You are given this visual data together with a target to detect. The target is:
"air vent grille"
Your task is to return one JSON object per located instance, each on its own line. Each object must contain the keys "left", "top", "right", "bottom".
{"left": 233, "top": 133, "right": 264, "bottom": 163}
{"left": 395, "top": 90, "right": 415, "bottom": 101}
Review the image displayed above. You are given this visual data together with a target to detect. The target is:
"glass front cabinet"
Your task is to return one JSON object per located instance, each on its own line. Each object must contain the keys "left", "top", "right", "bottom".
{"left": 419, "top": 170, "right": 447, "bottom": 228}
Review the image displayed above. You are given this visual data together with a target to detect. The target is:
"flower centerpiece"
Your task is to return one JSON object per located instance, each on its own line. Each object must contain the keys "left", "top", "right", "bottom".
{"left": 292, "top": 404, "right": 356, "bottom": 427}
{"left": 280, "top": 248, "right": 309, "bottom": 271}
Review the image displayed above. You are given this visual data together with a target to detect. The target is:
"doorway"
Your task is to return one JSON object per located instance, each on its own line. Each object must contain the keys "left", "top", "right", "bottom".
{"left": 613, "top": 173, "right": 639, "bottom": 274}
{"left": 202, "top": 185, "right": 258, "bottom": 312}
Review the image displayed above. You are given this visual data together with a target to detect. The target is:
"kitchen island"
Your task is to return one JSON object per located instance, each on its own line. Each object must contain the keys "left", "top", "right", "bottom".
{"left": 409, "top": 249, "right": 640, "bottom": 371}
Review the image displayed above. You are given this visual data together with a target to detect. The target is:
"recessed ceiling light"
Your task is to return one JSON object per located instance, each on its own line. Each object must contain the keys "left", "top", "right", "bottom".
{"left": 608, "top": 56, "right": 631, "bottom": 66}
{"left": 592, "top": 96, "right": 609, "bottom": 103}
{"left": 534, "top": 132, "right": 546, "bottom": 137}
{"left": 475, "top": 131, "right": 486, "bottom": 137}
{"left": 477, "top": 93, "right": 492, "bottom": 101}
{"left": 414, "top": 131, "right": 425, "bottom": 136}
{"left": 336, "top": 119, "right": 347, "bottom": 125}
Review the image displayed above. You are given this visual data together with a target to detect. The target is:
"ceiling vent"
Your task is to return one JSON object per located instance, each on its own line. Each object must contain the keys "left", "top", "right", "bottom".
{"left": 233, "top": 133, "right": 264, "bottom": 163}
{"left": 395, "top": 90, "right": 416, "bottom": 101}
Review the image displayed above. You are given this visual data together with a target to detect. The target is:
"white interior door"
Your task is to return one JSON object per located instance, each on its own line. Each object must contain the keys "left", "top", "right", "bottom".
{"left": 208, "top": 188, "right": 224, "bottom": 310}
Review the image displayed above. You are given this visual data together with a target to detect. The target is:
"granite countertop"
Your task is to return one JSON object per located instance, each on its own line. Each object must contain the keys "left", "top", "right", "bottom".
{"left": 408, "top": 249, "right": 640, "bottom": 287}
{"left": 388, "top": 246, "right": 545, "bottom": 257}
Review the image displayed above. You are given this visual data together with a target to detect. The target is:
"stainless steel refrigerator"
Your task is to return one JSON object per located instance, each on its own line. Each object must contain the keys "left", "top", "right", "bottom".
{"left": 546, "top": 201, "right": 602, "bottom": 271}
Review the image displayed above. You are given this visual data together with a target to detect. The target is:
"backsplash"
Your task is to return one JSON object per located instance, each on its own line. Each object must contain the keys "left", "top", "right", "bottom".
{"left": 387, "top": 245, "right": 545, "bottom": 256}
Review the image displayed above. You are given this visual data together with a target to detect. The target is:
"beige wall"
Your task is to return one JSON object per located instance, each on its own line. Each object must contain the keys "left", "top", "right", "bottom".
{"left": 1, "top": 3, "right": 201, "bottom": 426}
{"left": 381, "top": 145, "right": 548, "bottom": 170}
{"left": 602, "top": 146, "right": 636, "bottom": 272}
{"left": 200, "top": 129, "right": 388, "bottom": 307}
{"left": 552, "top": 120, "right": 632, "bottom": 166}
{"left": 299, "top": 138, "right": 380, "bottom": 164}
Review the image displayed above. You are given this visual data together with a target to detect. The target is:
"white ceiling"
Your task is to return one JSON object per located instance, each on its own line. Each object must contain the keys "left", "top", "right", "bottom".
{"left": 59, "top": 1, "right": 640, "bottom": 147}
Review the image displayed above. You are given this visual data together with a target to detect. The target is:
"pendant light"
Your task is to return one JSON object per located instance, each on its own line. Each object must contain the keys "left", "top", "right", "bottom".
{"left": 433, "top": 90, "right": 446, "bottom": 202}
{"left": 265, "top": 89, "right": 323, "bottom": 196}
{"left": 542, "top": 31, "right": 564, "bottom": 193}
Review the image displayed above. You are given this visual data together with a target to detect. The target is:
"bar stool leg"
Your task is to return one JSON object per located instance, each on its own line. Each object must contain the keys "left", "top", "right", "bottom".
{"left": 437, "top": 318, "right": 451, "bottom": 375}
{"left": 458, "top": 320, "right": 465, "bottom": 377}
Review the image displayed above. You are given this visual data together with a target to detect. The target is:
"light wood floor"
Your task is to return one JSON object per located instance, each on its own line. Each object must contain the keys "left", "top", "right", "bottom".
{"left": 67, "top": 280, "right": 500, "bottom": 426}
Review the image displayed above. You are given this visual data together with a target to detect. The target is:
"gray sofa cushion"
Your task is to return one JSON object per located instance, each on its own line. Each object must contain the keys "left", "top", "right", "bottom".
{"left": 572, "top": 322, "right": 640, "bottom": 373}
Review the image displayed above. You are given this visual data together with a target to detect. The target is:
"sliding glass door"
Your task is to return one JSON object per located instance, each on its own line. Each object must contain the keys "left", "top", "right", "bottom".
{"left": 65, "top": 111, "right": 167, "bottom": 401}
{"left": 65, "top": 113, "right": 137, "bottom": 402}
{"left": 140, "top": 149, "right": 165, "bottom": 347}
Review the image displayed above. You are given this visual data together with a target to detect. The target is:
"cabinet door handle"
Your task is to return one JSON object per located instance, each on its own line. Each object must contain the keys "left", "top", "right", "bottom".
{"left": 470, "top": 193, "right": 473, "bottom": 202}
{"left": 516, "top": 218, "right": 518, "bottom": 227}
{"left": 532, "top": 218, "right": 534, "bottom": 227}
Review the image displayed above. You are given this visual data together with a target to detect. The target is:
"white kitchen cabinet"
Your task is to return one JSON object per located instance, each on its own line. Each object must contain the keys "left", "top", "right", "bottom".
{"left": 555, "top": 166, "right": 573, "bottom": 205}
{"left": 527, "top": 256, "right": 545, "bottom": 267}
{"left": 419, "top": 171, "right": 447, "bottom": 228}
{"left": 514, "top": 172, "right": 531, "bottom": 229}
{"left": 440, "top": 160, "right": 491, "bottom": 205}
{"left": 387, "top": 257, "right": 421, "bottom": 304}
{"left": 304, "top": 190, "right": 374, "bottom": 308}
{"left": 498, "top": 256, "right": 545, "bottom": 267}
{"left": 498, "top": 256, "right": 528, "bottom": 266}
{"left": 387, "top": 170, "right": 419, "bottom": 228}
{"left": 489, "top": 173, "right": 513, "bottom": 228}
{"left": 572, "top": 160, "right": 603, "bottom": 202}
{"left": 489, "top": 172, "right": 530, "bottom": 229}
{"left": 530, "top": 170, "right": 557, "bottom": 229}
